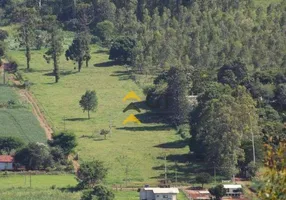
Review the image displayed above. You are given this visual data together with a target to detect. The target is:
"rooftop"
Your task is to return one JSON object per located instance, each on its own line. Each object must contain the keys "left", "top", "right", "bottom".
{"left": 142, "top": 188, "right": 179, "bottom": 194}
{"left": 0, "top": 155, "right": 13, "bottom": 163}
{"left": 223, "top": 184, "right": 242, "bottom": 189}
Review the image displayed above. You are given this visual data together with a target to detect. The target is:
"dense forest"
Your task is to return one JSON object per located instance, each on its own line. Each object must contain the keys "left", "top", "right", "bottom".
{"left": 0, "top": 0, "right": 285, "bottom": 193}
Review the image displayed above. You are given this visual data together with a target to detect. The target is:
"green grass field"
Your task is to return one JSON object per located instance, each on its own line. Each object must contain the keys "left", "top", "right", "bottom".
{"left": 0, "top": 86, "right": 46, "bottom": 143}
{"left": 7, "top": 46, "right": 190, "bottom": 185}
{"left": 0, "top": 174, "right": 77, "bottom": 188}
{"left": 0, "top": 174, "right": 188, "bottom": 200}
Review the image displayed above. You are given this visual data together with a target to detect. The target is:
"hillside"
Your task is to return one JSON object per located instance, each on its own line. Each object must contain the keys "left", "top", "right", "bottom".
{"left": 8, "top": 46, "right": 190, "bottom": 185}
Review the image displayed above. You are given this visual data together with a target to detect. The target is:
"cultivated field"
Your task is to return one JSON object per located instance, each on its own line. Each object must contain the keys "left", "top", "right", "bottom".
{"left": 0, "top": 86, "right": 46, "bottom": 143}
{"left": 8, "top": 46, "right": 190, "bottom": 185}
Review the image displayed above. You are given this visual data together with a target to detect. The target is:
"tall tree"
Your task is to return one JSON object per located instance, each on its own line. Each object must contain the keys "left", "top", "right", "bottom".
{"left": 43, "top": 15, "right": 64, "bottom": 83}
{"left": 14, "top": 7, "right": 39, "bottom": 70}
{"left": 65, "top": 32, "right": 91, "bottom": 72}
{"left": 191, "top": 84, "right": 259, "bottom": 177}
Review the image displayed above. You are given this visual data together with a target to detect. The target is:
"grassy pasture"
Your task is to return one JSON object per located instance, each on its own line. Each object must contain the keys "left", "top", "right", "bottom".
{"left": 0, "top": 174, "right": 77, "bottom": 189}
{"left": 7, "top": 46, "right": 191, "bottom": 185}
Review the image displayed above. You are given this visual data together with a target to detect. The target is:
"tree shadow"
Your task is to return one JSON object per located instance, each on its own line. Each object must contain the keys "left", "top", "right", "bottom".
{"left": 116, "top": 125, "right": 172, "bottom": 132}
{"left": 65, "top": 118, "right": 89, "bottom": 121}
{"left": 43, "top": 71, "right": 78, "bottom": 77}
{"left": 154, "top": 140, "right": 187, "bottom": 149}
{"left": 151, "top": 154, "right": 210, "bottom": 182}
{"left": 110, "top": 70, "right": 130, "bottom": 76}
{"left": 134, "top": 112, "right": 171, "bottom": 124}
{"left": 133, "top": 101, "right": 149, "bottom": 110}
{"left": 94, "top": 61, "right": 117, "bottom": 67}
{"left": 93, "top": 49, "right": 109, "bottom": 54}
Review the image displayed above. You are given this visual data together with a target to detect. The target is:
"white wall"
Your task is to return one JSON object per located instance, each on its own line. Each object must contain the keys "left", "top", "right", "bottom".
{"left": 0, "top": 162, "right": 13, "bottom": 170}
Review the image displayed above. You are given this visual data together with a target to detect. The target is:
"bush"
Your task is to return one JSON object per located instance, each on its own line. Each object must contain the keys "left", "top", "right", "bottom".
{"left": 48, "top": 131, "right": 77, "bottom": 155}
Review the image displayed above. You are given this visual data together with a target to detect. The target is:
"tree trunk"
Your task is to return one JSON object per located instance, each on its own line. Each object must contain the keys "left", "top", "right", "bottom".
{"left": 78, "top": 59, "right": 82, "bottom": 72}
{"left": 26, "top": 45, "right": 31, "bottom": 70}
{"left": 88, "top": 110, "right": 90, "bottom": 119}
{"left": 53, "top": 57, "right": 59, "bottom": 83}
{"left": 85, "top": 59, "right": 89, "bottom": 67}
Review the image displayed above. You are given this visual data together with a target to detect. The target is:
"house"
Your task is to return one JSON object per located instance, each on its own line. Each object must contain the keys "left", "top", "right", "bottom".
{"left": 0, "top": 155, "right": 14, "bottom": 170}
{"left": 186, "top": 190, "right": 212, "bottom": 200}
{"left": 223, "top": 184, "right": 242, "bottom": 197}
{"left": 139, "top": 187, "right": 179, "bottom": 200}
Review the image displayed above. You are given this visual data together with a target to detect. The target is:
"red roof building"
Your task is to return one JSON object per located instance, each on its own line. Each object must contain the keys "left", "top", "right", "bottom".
{"left": 0, "top": 155, "right": 14, "bottom": 170}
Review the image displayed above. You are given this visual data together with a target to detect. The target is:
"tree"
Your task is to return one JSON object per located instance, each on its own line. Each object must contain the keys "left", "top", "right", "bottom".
{"left": 275, "top": 84, "right": 286, "bottom": 109}
{"left": 166, "top": 67, "right": 190, "bottom": 125}
{"left": 14, "top": 142, "right": 53, "bottom": 170}
{"left": 258, "top": 141, "right": 286, "bottom": 200}
{"left": 43, "top": 15, "right": 64, "bottom": 83}
{"left": 218, "top": 61, "right": 248, "bottom": 88}
{"left": 195, "top": 172, "right": 212, "bottom": 188}
{"left": 109, "top": 37, "right": 136, "bottom": 64}
{"left": 79, "top": 90, "right": 98, "bottom": 119}
{"left": 100, "top": 129, "right": 110, "bottom": 140}
{"left": 65, "top": 32, "right": 91, "bottom": 72}
{"left": 191, "top": 85, "right": 259, "bottom": 177}
{"left": 95, "top": 20, "right": 115, "bottom": 47}
{"left": 0, "top": 41, "right": 6, "bottom": 58}
{"left": 209, "top": 184, "right": 226, "bottom": 200}
{"left": 77, "top": 160, "right": 108, "bottom": 188}
{"left": 14, "top": 7, "right": 39, "bottom": 70}
{"left": 48, "top": 131, "right": 77, "bottom": 155}
{"left": 81, "top": 185, "right": 115, "bottom": 200}
{"left": 0, "top": 29, "right": 8, "bottom": 41}
{"left": 0, "top": 136, "right": 24, "bottom": 154}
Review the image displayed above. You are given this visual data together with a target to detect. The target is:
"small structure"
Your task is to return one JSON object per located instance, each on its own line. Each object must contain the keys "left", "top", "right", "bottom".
{"left": 0, "top": 155, "right": 14, "bottom": 170}
{"left": 186, "top": 190, "right": 212, "bottom": 200}
{"left": 139, "top": 187, "right": 179, "bottom": 200}
{"left": 223, "top": 184, "right": 242, "bottom": 197}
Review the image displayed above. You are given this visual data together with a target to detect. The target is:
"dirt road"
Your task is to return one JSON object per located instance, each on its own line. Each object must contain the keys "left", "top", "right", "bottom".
{"left": 3, "top": 62, "right": 53, "bottom": 140}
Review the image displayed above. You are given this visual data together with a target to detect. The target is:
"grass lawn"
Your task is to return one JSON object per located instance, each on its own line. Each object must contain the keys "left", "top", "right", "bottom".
{"left": 0, "top": 174, "right": 77, "bottom": 188}
{"left": 7, "top": 46, "right": 191, "bottom": 185}
{"left": 0, "top": 188, "right": 81, "bottom": 200}
{"left": 0, "top": 85, "right": 46, "bottom": 143}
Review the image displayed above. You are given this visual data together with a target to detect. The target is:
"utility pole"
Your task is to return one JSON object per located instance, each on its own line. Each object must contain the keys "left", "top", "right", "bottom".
{"left": 164, "top": 153, "right": 167, "bottom": 185}
{"left": 248, "top": 113, "right": 256, "bottom": 164}
{"left": 175, "top": 161, "right": 178, "bottom": 186}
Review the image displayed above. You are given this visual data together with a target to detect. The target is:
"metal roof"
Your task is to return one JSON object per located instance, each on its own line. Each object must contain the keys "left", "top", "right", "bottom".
{"left": 0, "top": 155, "right": 13, "bottom": 163}
{"left": 223, "top": 185, "right": 242, "bottom": 189}
{"left": 143, "top": 188, "right": 179, "bottom": 194}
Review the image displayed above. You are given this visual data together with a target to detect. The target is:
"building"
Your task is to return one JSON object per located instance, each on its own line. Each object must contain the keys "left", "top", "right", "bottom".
{"left": 223, "top": 184, "right": 243, "bottom": 197}
{"left": 0, "top": 155, "right": 14, "bottom": 170}
{"left": 139, "top": 187, "right": 179, "bottom": 200}
{"left": 186, "top": 190, "right": 212, "bottom": 200}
